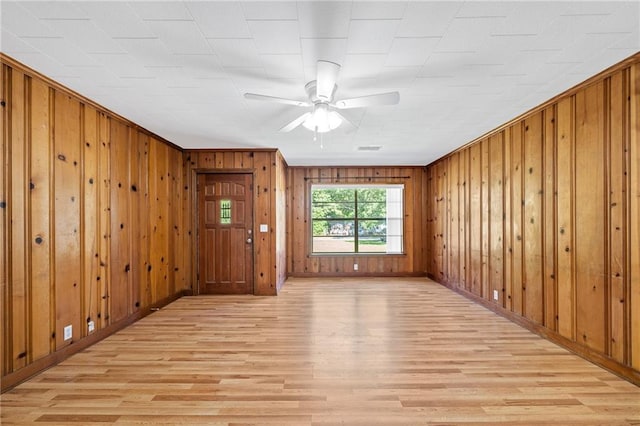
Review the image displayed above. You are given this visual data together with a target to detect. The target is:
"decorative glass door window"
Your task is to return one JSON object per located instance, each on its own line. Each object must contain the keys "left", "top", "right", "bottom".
{"left": 220, "top": 199, "right": 232, "bottom": 224}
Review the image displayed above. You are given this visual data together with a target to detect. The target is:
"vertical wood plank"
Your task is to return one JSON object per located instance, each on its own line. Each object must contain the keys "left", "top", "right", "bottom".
{"left": 254, "top": 152, "right": 273, "bottom": 294}
{"left": 469, "top": 144, "right": 482, "bottom": 295}
{"left": 136, "top": 133, "right": 150, "bottom": 308}
{"left": 109, "top": 119, "right": 130, "bottom": 323}
{"left": 481, "top": 138, "right": 489, "bottom": 300}
{"left": 629, "top": 63, "right": 640, "bottom": 370}
{"left": 53, "top": 91, "right": 82, "bottom": 349}
{"left": 1, "top": 64, "right": 9, "bottom": 376}
{"left": 459, "top": 149, "right": 468, "bottom": 291}
{"left": 97, "top": 113, "right": 110, "bottom": 330}
{"left": 149, "top": 139, "right": 169, "bottom": 301}
{"left": 128, "top": 129, "right": 141, "bottom": 314}
{"left": 489, "top": 133, "right": 504, "bottom": 305}
{"left": 29, "top": 78, "right": 51, "bottom": 360}
{"left": 556, "top": 97, "right": 575, "bottom": 340}
{"left": 503, "top": 127, "right": 513, "bottom": 310}
{"left": 449, "top": 154, "right": 460, "bottom": 287}
{"left": 10, "top": 69, "right": 27, "bottom": 370}
{"left": 82, "top": 104, "right": 99, "bottom": 337}
{"left": 523, "top": 112, "right": 544, "bottom": 324}
{"left": 608, "top": 71, "right": 627, "bottom": 362}
{"left": 510, "top": 123, "right": 524, "bottom": 316}
{"left": 575, "top": 82, "right": 606, "bottom": 353}
{"left": 543, "top": 106, "right": 557, "bottom": 330}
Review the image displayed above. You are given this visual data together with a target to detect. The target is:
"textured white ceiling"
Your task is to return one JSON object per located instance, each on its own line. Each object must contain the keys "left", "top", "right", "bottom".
{"left": 2, "top": 1, "right": 639, "bottom": 166}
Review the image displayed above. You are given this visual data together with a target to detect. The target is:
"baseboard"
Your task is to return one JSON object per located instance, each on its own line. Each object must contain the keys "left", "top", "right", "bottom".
{"left": 436, "top": 280, "right": 640, "bottom": 387}
{"left": 288, "top": 272, "right": 427, "bottom": 278}
{"left": 1, "top": 290, "right": 187, "bottom": 393}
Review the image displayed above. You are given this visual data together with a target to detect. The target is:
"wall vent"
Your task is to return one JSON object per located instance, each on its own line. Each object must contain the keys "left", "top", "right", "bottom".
{"left": 357, "top": 145, "right": 382, "bottom": 151}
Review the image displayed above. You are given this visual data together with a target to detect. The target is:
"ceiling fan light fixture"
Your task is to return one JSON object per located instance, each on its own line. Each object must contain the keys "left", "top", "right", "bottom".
{"left": 302, "top": 103, "right": 342, "bottom": 133}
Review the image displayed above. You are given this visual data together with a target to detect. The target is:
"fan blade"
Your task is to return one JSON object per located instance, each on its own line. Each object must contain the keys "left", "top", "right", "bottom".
{"left": 333, "top": 91, "right": 400, "bottom": 109}
{"left": 316, "top": 60, "right": 340, "bottom": 101}
{"left": 279, "top": 112, "right": 312, "bottom": 132}
{"left": 244, "top": 93, "right": 310, "bottom": 107}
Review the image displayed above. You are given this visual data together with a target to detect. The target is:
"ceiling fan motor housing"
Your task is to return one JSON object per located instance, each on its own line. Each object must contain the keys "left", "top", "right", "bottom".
{"left": 305, "top": 80, "right": 337, "bottom": 103}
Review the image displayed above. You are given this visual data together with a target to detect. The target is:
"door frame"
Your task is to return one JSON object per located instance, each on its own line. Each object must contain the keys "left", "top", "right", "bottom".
{"left": 191, "top": 169, "right": 256, "bottom": 295}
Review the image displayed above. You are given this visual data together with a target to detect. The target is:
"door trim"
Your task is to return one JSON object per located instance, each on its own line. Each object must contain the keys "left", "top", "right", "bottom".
{"left": 191, "top": 169, "right": 256, "bottom": 295}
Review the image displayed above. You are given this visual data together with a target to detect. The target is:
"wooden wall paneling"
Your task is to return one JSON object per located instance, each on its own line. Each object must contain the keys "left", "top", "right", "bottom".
{"left": 290, "top": 168, "right": 305, "bottom": 275}
{"left": 448, "top": 154, "right": 459, "bottom": 287}
{"left": 556, "top": 97, "right": 575, "bottom": 340}
{"left": 53, "top": 91, "right": 82, "bottom": 349}
{"left": 434, "top": 162, "right": 444, "bottom": 281}
{"left": 425, "top": 165, "right": 435, "bottom": 278}
{"left": 128, "top": 129, "right": 141, "bottom": 314}
{"left": 510, "top": 123, "right": 524, "bottom": 315}
{"left": 459, "top": 149, "right": 468, "bottom": 291}
{"left": 1, "top": 64, "right": 8, "bottom": 376}
{"left": 630, "top": 63, "right": 640, "bottom": 370}
{"left": 543, "top": 106, "right": 557, "bottom": 330}
{"left": 423, "top": 54, "right": 640, "bottom": 385}
{"left": 182, "top": 153, "right": 195, "bottom": 293}
{"left": 9, "top": 68, "right": 27, "bottom": 370}
{"left": 489, "top": 133, "right": 504, "bottom": 306}
{"left": 97, "top": 113, "right": 110, "bottom": 330}
{"left": 608, "top": 70, "right": 627, "bottom": 362}
{"left": 523, "top": 112, "right": 544, "bottom": 324}
{"left": 574, "top": 82, "right": 607, "bottom": 353}
{"left": 168, "top": 148, "right": 180, "bottom": 295}
{"left": 28, "top": 78, "right": 52, "bottom": 361}
{"left": 149, "top": 140, "right": 169, "bottom": 301}
{"left": 254, "top": 152, "right": 273, "bottom": 295}
{"left": 81, "top": 104, "right": 99, "bottom": 338}
{"left": 137, "top": 133, "right": 151, "bottom": 307}
{"left": 503, "top": 128, "right": 513, "bottom": 310}
{"left": 469, "top": 142, "right": 482, "bottom": 295}
{"left": 416, "top": 168, "right": 427, "bottom": 274}
{"left": 481, "top": 138, "right": 490, "bottom": 300}
{"left": 108, "top": 119, "right": 131, "bottom": 324}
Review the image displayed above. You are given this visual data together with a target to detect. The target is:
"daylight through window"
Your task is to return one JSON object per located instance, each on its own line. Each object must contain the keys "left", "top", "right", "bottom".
{"left": 311, "top": 184, "right": 404, "bottom": 254}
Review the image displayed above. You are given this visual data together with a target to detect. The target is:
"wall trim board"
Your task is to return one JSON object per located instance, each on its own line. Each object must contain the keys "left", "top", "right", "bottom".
{"left": 0, "top": 290, "right": 188, "bottom": 393}
{"left": 433, "top": 279, "right": 640, "bottom": 387}
{"left": 0, "top": 54, "right": 182, "bottom": 153}
{"left": 426, "top": 51, "right": 640, "bottom": 168}
{"left": 290, "top": 272, "right": 427, "bottom": 278}
{"left": 185, "top": 148, "right": 279, "bottom": 153}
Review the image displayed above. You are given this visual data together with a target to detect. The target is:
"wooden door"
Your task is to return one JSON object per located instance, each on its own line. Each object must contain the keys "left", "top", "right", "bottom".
{"left": 197, "top": 173, "right": 253, "bottom": 294}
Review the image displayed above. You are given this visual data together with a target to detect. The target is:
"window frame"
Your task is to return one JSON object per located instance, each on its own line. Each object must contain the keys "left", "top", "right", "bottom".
{"left": 309, "top": 183, "right": 405, "bottom": 255}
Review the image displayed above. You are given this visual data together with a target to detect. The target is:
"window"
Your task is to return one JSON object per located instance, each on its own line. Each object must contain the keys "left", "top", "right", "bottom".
{"left": 311, "top": 184, "right": 404, "bottom": 254}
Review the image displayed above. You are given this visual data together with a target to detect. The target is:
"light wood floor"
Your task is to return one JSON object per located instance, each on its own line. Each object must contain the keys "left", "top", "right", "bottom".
{"left": 2, "top": 277, "right": 639, "bottom": 425}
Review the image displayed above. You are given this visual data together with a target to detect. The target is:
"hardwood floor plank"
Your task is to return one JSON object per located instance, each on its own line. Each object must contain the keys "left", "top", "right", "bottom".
{"left": 1, "top": 278, "right": 639, "bottom": 425}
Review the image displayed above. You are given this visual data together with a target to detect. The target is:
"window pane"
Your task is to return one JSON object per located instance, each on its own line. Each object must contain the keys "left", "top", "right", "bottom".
{"left": 312, "top": 188, "right": 355, "bottom": 203}
{"left": 312, "top": 202, "right": 355, "bottom": 219}
{"left": 220, "top": 199, "right": 231, "bottom": 224}
{"left": 313, "top": 236, "right": 355, "bottom": 253}
{"left": 312, "top": 220, "right": 355, "bottom": 237}
{"left": 356, "top": 201, "right": 386, "bottom": 218}
{"left": 356, "top": 188, "right": 386, "bottom": 201}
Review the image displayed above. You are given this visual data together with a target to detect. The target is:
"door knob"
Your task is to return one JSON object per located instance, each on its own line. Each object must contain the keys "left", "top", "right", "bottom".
{"left": 246, "top": 238, "right": 252, "bottom": 243}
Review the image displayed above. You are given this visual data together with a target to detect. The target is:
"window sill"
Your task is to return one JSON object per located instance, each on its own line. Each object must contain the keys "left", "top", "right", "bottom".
{"left": 309, "top": 252, "right": 406, "bottom": 257}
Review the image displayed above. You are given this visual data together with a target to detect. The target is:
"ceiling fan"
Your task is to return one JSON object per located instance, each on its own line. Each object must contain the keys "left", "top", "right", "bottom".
{"left": 244, "top": 60, "right": 400, "bottom": 138}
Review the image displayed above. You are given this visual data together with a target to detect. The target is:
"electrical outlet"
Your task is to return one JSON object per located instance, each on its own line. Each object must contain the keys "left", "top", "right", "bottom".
{"left": 493, "top": 290, "right": 499, "bottom": 301}
{"left": 88, "top": 320, "right": 95, "bottom": 333}
{"left": 353, "top": 263, "right": 358, "bottom": 271}
{"left": 63, "top": 325, "right": 73, "bottom": 341}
